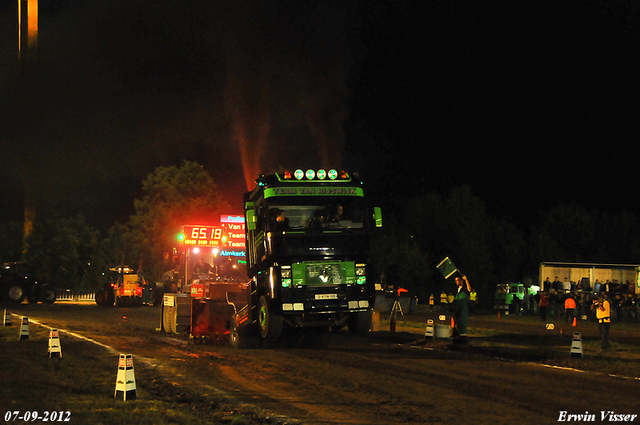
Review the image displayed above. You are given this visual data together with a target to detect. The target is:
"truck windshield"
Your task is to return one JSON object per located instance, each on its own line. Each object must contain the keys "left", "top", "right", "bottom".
{"left": 266, "top": 197, "right": 367, "bottom": 232}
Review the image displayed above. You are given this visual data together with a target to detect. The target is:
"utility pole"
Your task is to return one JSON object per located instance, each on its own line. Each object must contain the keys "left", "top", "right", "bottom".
{"left": 18, "top": 0, "right": 38, "bottom": 63}
{"left": 17, "top": 0, "right": 38, "bottom": 254}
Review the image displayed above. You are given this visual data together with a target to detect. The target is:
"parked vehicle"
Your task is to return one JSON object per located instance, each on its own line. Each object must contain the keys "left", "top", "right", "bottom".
{"left": 494, "top": 282, "right": 539, "bottom": 313}
{"left": 0, "top": 262, "right": 56, "bottom": 305}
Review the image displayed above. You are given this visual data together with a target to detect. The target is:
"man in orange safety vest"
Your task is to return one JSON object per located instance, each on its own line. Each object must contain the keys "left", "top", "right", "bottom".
{"left": 564, "top": 293, "right": 576, "bottom": 324}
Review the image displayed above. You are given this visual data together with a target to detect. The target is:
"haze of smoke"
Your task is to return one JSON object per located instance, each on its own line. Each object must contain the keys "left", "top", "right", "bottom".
{"left": 218, "top": 2, "right": 352, "bottom": 186}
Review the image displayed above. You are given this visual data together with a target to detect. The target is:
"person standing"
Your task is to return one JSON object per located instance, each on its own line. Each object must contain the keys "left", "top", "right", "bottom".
{"left": 539, "top": 291, "right": 549, "bottom": 321}
{"left": 592, "top": 292, "right": 611, "bottom": 351}
{"left": 543, "top": 277, "right": 551, "bottom": 294}
{"left": 594, "top": 279, "right": 602, "bottom": 294}
{"left": 447, "top": 293, "right": 454, "bottom": 306}
{"left": 564, "top": 293, "right": 576, "bottom": 324}
{"left": 453, "top": 275, "right": 472, "bottom": 345}
{"left": 440, "top": 290, "right": 448, "bottom": 308}
{"left": 552, "top": 276, "right": 562, "bottom": 292}
{"left": 469, "top": 289, "right": 478, "bottom": 313}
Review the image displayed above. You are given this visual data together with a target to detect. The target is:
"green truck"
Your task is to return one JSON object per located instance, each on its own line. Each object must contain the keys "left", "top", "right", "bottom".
{"left": 232, "top": 168, "right": 382, "bottom": 347}
{"left": 493, "top": 282, "right": 540, "bottom": 313}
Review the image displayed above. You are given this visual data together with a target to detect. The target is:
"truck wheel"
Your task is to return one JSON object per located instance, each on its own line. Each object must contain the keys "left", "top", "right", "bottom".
{"left": 230, "top": 315, "right": 258, "bottom": 349}
{"left": 40, "top": 285, "right": 56, "bottom": 304}
{"left": 348, "top": 310, "right": 373, "bottom": 335}
{"left": 258, "top": 295, "right": 283, "bottom": 341}
{"left": 5, "top": 282, "right": 26, "bottom": 304}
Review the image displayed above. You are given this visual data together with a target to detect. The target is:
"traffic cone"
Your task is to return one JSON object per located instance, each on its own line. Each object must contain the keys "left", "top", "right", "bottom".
{"left": 19, "top": 317, "right": 29, "bottom": 340}
{"left": 572, "top": 317, "right": 577, "bottom": 327}
{"left": 48, "top": 329, "right": 62, "bottom": 358}
{"left": 114, "top": 354, "right": 137, "bottom": 400}
{"left": 571, "top": 332, "right": 583, "bottom": 358}
{"left": 424, "top": 319, "right": 434, "bottom": 340}
{"left": 3, "top": 309, "right": 12, "bottom": 326}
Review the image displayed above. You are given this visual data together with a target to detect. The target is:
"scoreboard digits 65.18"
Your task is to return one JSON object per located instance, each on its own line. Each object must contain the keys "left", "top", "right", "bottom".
{"left": 182, "top": 225, "right": 223, "bottom": 246}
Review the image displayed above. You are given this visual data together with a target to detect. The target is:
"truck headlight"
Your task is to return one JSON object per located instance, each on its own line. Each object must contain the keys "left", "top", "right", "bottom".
{"left": 355, "top": 263, "right": 366, "bottom": 285}
{"left": 281, "top": 266, "right": 291, "bottom": 278}
{"left": 281, "top": 266, "right": 292, "bottom": 287}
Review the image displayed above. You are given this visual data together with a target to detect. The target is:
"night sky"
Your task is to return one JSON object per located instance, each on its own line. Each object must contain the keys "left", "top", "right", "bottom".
{"left": 1, "top": 0, "right": 639, "bottom": 231}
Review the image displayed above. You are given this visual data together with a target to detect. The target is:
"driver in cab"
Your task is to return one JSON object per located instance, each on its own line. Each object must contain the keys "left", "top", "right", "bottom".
{"left": 195, "top": 257, "right": 212, "bottom": 274}
{"left": 273, "top": 209, "right": 290, "bottom": 231}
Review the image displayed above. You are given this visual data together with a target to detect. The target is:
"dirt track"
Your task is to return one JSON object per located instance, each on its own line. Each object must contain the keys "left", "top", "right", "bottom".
{"left": 8, "top": 303, "right": 640, "bottom": 425}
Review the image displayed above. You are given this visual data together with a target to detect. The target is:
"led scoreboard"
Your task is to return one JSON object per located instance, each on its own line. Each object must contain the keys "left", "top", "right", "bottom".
{"left": 221, "top": 215, "right": 246, "bottom": 250}
{"left": 182, "top": 225, "right": 224, "bottom": 246}
{"left": 179, "top": 216, "right": 246, "bottom": 252}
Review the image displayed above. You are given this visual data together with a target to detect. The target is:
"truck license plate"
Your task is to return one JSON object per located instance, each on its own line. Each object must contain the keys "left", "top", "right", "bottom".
{"left": 315, "top": 293, "right": 338, "bottom": 300}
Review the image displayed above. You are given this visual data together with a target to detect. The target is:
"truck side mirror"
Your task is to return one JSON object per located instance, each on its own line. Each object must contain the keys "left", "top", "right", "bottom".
{"left": 374, "top": 207, "right": 382, "bottom": 228}
{"left": 246, "top": 209, "right": 256, "bottom": 231}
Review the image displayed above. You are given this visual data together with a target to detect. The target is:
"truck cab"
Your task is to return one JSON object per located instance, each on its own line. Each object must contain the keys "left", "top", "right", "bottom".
{"left": 241, "top": 169, "right": 381, "bottom": 344}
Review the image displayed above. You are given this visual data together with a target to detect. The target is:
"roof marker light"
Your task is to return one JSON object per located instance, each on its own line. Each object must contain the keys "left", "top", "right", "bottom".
{"left": 328, "top": 169, "right": 338, "bottom": 180}
{"left": 306, "top": 169, "right": 315, "bottom": 180}
{"left": 317, "top": 169, "right": 326, "bottom": 180}
{"left": 294, "top": 169, "right": 304, "bottom": 180}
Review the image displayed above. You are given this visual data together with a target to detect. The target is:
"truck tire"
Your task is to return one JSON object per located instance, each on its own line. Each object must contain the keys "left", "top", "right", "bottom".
{"left": 4, "top": 281, "right": 26, "bottom": 304}
{"left": 348, "top": 310, "right": 372, "bottom": 335}
{"left": 230, "top": 315, "right": 258, "bottom": 349}
{"left": 258, "top": 295, "right": 283, "bottom": 342}
{"left": 40, "top": 285, "right": 56, "bottom": 304}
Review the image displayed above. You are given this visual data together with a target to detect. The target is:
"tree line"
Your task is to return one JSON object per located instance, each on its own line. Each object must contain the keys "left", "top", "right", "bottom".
{"left": 0, "top": 161, "right": 228, "bottom": 292}
{"left": 2, "top": 162, "right": 639, "bottom": 307}
{"left": 372, "top": 186, "right": 640, "bottom": 307}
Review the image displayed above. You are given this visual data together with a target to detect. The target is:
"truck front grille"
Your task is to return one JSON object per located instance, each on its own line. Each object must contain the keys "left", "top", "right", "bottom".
{"left": 306, "top": 262, "right": 344, "bottom": 286}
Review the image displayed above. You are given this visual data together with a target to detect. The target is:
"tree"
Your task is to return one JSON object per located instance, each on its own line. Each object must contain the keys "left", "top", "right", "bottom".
{"left": 593, "top": 211, "right": 640, "bottom": 263}
{"left": 397, "top": 185, "right": 526, "bottom": 308}
{"left": 370, "top": 227, "right": 431, "bottom": 302}
{"left": 529, "top": 203, "right": 597, "bottom": 263}
{"left": 0, "top": 221, "right": 24, "bottom": 262}
{"left": 24, "top": 215, "right": 107, "bottom": 291}
{"left": 488, "top": 215, "right": 526, "bottom": 284}
{"left": 528, "top": 204, "right": 640, "bottom": 267}
{"left": 126, "top": 161, "right": 230, "bottom": 281}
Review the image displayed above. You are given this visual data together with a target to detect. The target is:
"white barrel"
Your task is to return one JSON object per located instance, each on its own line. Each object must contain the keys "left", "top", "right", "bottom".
{"left": 434, "top": 324, "right": 452, "bottom": 339}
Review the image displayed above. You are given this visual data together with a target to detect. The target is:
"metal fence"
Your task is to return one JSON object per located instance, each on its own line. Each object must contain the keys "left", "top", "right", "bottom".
{"left": 56, "top": 290, "right": 96, "bottom": 302}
